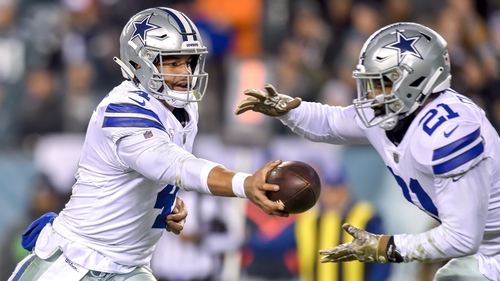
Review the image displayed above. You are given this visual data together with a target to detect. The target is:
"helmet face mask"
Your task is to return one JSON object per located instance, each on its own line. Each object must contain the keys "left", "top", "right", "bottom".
{"left": 353, "top": 66, "right": 405, "bottom": 130}
{"left": 118, "top": 7, "right": 208, "bottom": 108}
{"left": 148, "top": 53, "right": 208, "bottom": 107}
{"left": 352, "top": 22, "right": 452, "bottom": 130}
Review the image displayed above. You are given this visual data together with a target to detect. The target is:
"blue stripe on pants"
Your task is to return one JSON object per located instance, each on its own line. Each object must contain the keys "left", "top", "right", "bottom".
{"left": 10, "top": 254, "right": 36, "bottom": 281}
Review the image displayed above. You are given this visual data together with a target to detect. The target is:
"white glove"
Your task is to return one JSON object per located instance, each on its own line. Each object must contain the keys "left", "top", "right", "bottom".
{"left": 235, "top": 84, "right": 302, "bottom": 117}
{"left": 319, "top": 223, "right": 403, "bottom": 264}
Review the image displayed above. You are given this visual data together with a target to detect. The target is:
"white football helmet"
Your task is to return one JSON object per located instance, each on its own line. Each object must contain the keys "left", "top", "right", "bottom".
{"left": 115, "top": 7, "right": 208, "bottom": 108}
{"left": 352, "top": 22, "right": 451, "bottom": 130}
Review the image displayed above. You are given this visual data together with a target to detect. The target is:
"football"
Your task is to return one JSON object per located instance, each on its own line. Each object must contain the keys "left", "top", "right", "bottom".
{"left": 266, "top": 161, "right": 321, "bottom": 214}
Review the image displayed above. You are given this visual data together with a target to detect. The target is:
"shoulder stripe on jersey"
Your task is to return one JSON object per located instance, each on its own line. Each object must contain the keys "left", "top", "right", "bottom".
{"left": 432, "top": 128, "right": 480, "bottom": 160}
{"left": 106, "top": 104, "right": 162, "bottom": 125}
{"left": 157, "top": 8, "right": 196, "bottom": 41}
{"left": 103, "top": 117, "right": 165, "bottom": 131}
{"left": 432, "top": 142, "right": 484, "bottom": 175}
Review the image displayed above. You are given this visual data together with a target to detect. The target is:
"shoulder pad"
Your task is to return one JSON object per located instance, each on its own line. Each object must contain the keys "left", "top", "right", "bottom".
{"left": 411, "top": 104, "right": 485, "bottom": 178}
{"left": 102, "top": 91, "right": 164, "bottom": 133}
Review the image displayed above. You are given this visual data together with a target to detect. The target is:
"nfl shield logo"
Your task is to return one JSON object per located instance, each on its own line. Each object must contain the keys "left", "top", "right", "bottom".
{"left": 393, "top": 152, "right": 399, "bottom": 164}
{"left": 143, "top": 130, "right": 153, "bottom": 139}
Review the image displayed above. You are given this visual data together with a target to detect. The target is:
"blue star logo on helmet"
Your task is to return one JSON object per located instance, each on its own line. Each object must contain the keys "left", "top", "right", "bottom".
{"left": 383, "top": 30, "right": 423, "bottom": 64}
{"left": 130, "top": 14, "right": 161, "bottom": 45}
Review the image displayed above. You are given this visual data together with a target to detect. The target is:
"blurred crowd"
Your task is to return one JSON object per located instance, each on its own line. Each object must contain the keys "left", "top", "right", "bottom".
{"left": 1, "top": 0, "right": 500, "bottom": 280}
{"left": 0, "top": 0, "right": 499, "bottom": 149}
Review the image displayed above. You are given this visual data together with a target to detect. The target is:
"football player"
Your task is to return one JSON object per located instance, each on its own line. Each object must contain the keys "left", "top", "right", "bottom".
{"left": 9, "top": 7, "right": 286, "bottom": 281}
{"left": 236, "top": 22, "right": 500, "bottom": 281}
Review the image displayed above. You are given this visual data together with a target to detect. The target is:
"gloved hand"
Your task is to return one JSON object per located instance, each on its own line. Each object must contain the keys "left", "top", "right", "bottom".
{"left": 319, "top": 223, "right": 403, "bottom": 264}
{"left": 235, "top": 84, "right": 302, "bottom": 117}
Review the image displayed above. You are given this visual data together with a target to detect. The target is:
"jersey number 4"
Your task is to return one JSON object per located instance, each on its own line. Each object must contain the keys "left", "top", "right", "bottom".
{"left": 152, "top": 185, "right": 179, "bottom": 229}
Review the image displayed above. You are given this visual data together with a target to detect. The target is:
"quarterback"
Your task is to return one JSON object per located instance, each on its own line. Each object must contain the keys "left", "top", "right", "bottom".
{"left": 236, "top": 22, "right": 500, "bottom": 281}
{"left": 9, "top": 7, "right": 286, "bottom": 281}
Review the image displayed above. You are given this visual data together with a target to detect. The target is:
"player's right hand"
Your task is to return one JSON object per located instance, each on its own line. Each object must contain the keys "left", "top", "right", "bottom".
{"left": 235, "top": 84, "right": 302, "bottom": 117}
{"left": 319, "top": 223, "right": 393, "bottom": 263}
{"left": 245, "top": 160, "right": 289, "bottom": 217}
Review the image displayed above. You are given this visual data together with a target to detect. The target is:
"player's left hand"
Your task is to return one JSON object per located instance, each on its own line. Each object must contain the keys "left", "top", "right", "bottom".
{"left": 245, "top": 160, "right": 289, "bottom": 217}
{"left": 235, "top": 84, "right": 302, "bottom": 117}
{"left": 165, "top": 196, "right": 187, "bottom": 235}
{"left": 319, "top": 223, "right": 394, "bottom": 263}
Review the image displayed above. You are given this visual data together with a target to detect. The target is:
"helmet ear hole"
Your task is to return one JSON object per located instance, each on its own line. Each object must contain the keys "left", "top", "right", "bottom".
{"left": 130, "top": 61, "right": 141, "bottom": 70}
{"left": 152, "top": 55, "right": 160, "bottom": 66}
{"left": 409, "top": 76, "right": 425, "bottom": 87}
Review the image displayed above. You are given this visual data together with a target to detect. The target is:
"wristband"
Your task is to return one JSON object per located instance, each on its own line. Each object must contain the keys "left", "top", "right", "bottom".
{"left": 386, "top": 236, "right": 403, "bottom": 263}
{"left": 232, "top": 172, "right": 251, "bottom": 198}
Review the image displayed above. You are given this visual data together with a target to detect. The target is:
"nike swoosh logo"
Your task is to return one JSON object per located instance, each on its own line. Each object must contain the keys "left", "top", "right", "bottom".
{"left": 129, "top": 97, "right": 145, "bottom": 106}
{"left": 452, "top": 175, "right": 464, "bottom": 182}
{"left": 444, "top": 125, "right": 459, "bottom": 138}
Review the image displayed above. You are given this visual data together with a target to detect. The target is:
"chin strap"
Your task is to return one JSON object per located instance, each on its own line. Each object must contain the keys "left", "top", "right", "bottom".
{"left": 113, "top": 57, "right": 134, "bottom": 80}
{"left": 379, "top": 115, "right": 399, "bottom": 131}
{"left": 422, "top": 67, "right": 445, "bottom": 97}
{"left": 406, "top": 66, "right": 445, "bottom": 117}
{"left": 113, "top": 57, "right": 145, "bottom": 90}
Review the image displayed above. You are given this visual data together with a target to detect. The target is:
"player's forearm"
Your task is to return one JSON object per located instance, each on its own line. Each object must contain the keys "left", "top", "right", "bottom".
{"left": 117, "top": 133, "right": 253, "bottom": 197}
{"left": 278, "top": 102, "right": 368, "bottom": 145}
{"left": 395, "top": 222, "right": 484, "bottom": 263}
{"left": 206, "top": 166, "right": 242, "bottom": 197}
{"left": 117, "top": 133, "right": 220, "bottom": 194}
{"left": 394, "top": 220, "right": 483, "bottom": 262}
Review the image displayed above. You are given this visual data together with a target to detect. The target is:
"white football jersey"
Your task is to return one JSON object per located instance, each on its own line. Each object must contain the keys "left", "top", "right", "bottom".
{"left": 279, "top": 89, "right": 500, "bottom": 279}
{"left": 35, "top": 81, "right": 220, "bottom": 273}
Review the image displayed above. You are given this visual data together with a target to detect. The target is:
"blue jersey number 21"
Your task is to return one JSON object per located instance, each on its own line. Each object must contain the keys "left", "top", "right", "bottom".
{"left": 420, "top": 103, "right": 459, "bottom": 136}
{"left": 388, "top": 167, "right": 440, "bottom": 223}
{"left": 152, "top": 184, "right": 179, "bottom": 229}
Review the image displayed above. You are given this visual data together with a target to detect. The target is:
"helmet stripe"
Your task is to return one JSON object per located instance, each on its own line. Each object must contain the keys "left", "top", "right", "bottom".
{"left": 158, "top": 8, "right": 196, "bottom": 42}
{"left": 178, "top": 12, "right": 198, "bottom": 41}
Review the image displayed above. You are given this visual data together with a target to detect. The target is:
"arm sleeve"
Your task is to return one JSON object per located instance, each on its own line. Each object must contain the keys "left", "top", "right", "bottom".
{"left": 277, "top": 102, "right": 370, "bottom": 145}
{"left": 394, "top": 157, "right": 493, "bottom": 262}
{"left": 116, "top": 130, "right": 221, "bottom": 195}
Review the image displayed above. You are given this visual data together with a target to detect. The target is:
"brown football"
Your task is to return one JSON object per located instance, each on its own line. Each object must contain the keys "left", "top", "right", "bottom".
{"left": 266, "top": 161, "right": 321, "bottom": 214}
